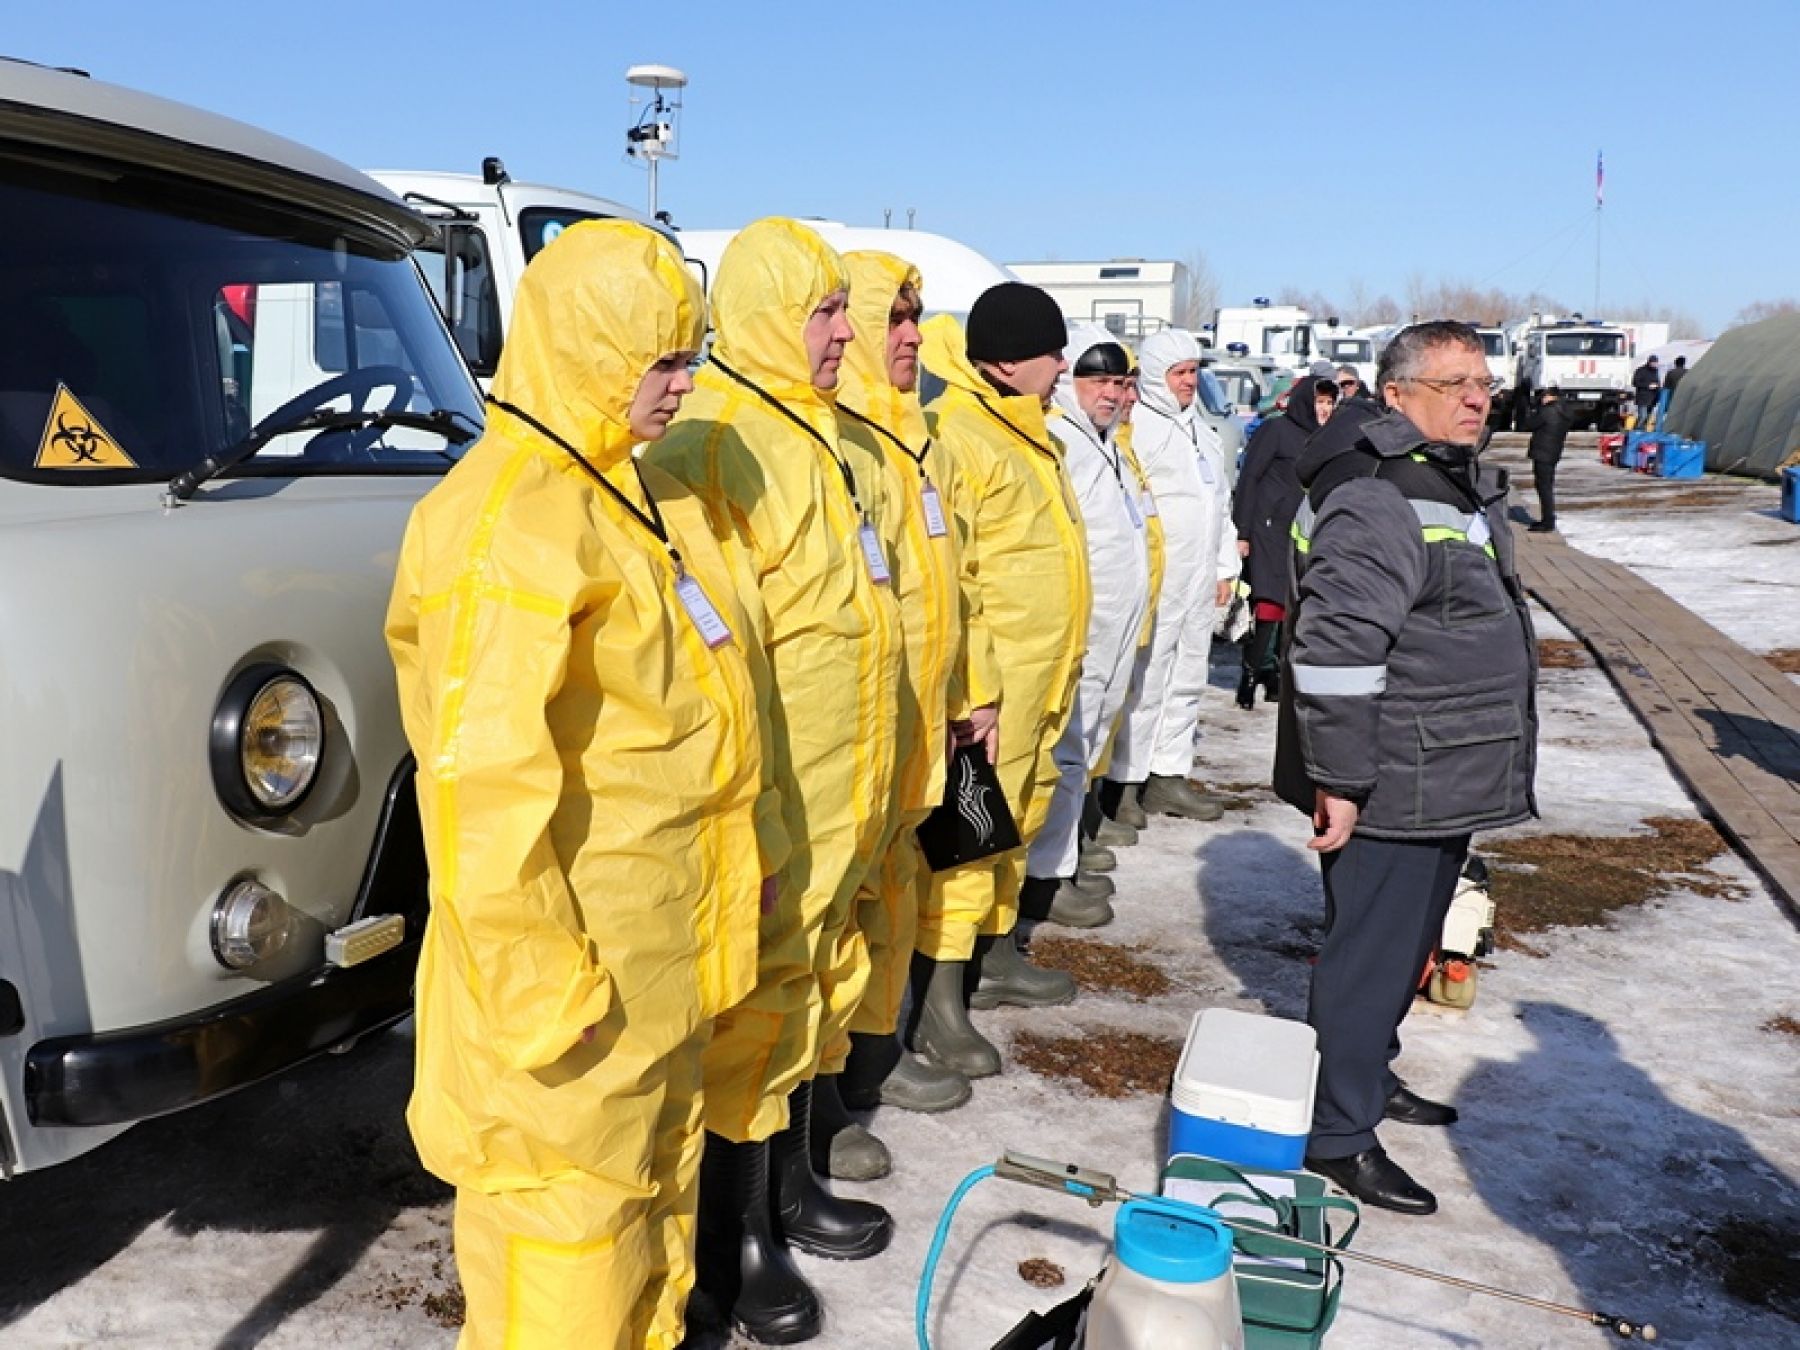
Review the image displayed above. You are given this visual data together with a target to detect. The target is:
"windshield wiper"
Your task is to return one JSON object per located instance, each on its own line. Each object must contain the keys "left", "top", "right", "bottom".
{"left": 166, "top": 407, "right": 479, "bottom": 503}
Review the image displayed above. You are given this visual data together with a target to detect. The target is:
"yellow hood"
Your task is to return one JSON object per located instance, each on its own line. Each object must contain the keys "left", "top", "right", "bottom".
{"left": 489, "top": 219, "right": 704, "bottom": 472}
{"left": 919, "top": 312, "right": 986, "bottom": 396}
{"left": 710, "top": 217, "right": 849, "bottom": 407}
{"left": 838, "top": 250, "right": 929, "bottom": 449}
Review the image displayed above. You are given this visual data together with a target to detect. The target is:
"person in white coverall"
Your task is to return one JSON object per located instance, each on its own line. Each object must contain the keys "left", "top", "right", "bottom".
{"left": 1021, "top": 326, "right": 1152, "bottom": 928}
{"left": 1107, "top": 328, "right": 1241, "bottom": 822}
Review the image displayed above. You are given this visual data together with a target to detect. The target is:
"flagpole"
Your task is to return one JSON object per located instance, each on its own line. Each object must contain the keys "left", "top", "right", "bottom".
{"left": 1594, "top": 149, "right": 1603, "bottom": 316}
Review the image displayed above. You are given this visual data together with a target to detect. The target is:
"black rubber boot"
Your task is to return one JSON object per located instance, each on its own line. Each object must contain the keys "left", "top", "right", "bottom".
{"left": 695, "top": 1132, "right": 823, "bottom": 1345}
{"left": 906, "top": 951, "right": 1001, "bottom": 1078}
{"left": 837, "top": 1030, "right": 900, "bottom": 1111}
{"left": 807, "top": 1072, "right": 890, "bottom": 1182}
{"left": 1235, "top": 658, "right": 1259, "bottom": 711}
{"left": 771, "top": 1082, "right": 893, "bottom": 1261}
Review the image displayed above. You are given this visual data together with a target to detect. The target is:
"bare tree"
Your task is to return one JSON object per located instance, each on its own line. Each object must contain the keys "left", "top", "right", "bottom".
{"left": 1731, "top": 298, "right": 1800, "bottom": 327}
{"left": 1177, "top": 248, "right": 1221, "bottom": 330}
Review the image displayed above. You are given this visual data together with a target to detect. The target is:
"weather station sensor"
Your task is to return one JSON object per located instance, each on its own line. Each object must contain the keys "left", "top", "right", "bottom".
{"left": 625, "top": 63, "right": 686, "bottom": 220}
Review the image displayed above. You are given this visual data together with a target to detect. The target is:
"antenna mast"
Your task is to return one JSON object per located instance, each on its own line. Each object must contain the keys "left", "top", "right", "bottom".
{"left": 625, "top": 64, "right": 687, "bottom": 220}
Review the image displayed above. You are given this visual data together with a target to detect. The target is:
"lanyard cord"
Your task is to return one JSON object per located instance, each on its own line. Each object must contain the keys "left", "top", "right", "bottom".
{"left": 839, "top": 403, "right": 932, "bottom": 477}
{"left": 487, "top": 396, "right": 683, "bottom": 571}
{"left": 975, "top": 394, "right": 1080, "bottom": 522}
{"left": 710, "top": 357, "right": 863, "bottom": 515}
{"left": 1136, "top": 399, "right": 1200, "bottom": 450}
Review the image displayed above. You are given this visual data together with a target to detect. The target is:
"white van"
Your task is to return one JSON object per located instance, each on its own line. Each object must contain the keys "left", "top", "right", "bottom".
{"left": 0, "top": 60, "right": 480, "bottom": 1173}
{"left": 369, "top": 167, "right": 664, "bottom": 387}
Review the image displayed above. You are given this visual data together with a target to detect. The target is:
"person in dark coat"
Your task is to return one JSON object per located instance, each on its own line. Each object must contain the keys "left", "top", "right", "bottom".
{"left": 1525, "top": 386, "right": 1573, "bottom": 533}
{"left": 1232, "top": 374, "right": 1337, "bottom": 708}
{"left": 1631, "top": 354, "right": 1661, "bottom": 427}
{"left": 1274, "top": 320, "right": 1538, "bottom": 1215}
{"left": 1663, "top": 354, "right": 1688, "bottom": 395}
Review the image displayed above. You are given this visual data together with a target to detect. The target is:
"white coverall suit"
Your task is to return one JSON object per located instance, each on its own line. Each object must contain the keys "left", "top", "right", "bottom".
{"left": 1026, "top": 325, "right": 1152, "bottom": 882}
{"left": 1112, "top": 327, "right": 1241, "bottom": 781}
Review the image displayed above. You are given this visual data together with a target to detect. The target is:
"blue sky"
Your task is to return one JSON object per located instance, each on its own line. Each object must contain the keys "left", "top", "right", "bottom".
{"left": 8, "top": 1, "right": 1787, "bottom": 332}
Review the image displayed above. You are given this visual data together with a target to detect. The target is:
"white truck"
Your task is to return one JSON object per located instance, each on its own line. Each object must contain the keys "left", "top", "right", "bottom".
{"left": 1209, "top": 301, "right": 1321, "bottom": 376}
{"left": 1312, "top": 322, "right": 1377, "bottom": 390}
{"left": 1513, "top": 319, "right": 1634, "bottom": 431}
{"left": 1469, "top": 324, "right": 1515, "bottom": 426}
{"left": 368, "top": 165, "right": 666, "bottom": 386}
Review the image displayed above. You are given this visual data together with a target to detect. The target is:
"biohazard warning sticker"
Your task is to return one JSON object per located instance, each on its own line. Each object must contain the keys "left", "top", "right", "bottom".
{"left": 35, "top": 384, "right": 136, "bottom": 469}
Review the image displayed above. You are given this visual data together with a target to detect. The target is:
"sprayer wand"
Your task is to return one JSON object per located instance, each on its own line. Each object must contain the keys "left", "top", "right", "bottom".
{"left": 986, "top": 1151, "right": 1658, "bottom": 1341}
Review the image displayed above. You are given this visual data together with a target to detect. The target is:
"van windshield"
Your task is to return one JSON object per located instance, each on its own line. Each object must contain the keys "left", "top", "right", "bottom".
{"left": 1479, "top": 332, "right": 1507, "bottom": 357}
{"left": 0, "top": 153, "right": 480, "bottom": 485}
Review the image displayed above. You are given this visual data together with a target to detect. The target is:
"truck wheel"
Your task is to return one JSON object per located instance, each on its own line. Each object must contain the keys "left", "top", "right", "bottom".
{"left": 1598, "top": 407, "right": 1622, "bottom": 432}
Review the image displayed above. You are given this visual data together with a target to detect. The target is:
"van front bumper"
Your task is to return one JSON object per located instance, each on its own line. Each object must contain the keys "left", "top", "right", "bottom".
{"left": 22, "top": 939, "right": 419, "bottom": 1128}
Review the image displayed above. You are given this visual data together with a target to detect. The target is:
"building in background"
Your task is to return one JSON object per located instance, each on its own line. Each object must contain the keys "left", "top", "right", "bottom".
{"left": 1006, "top": 258, "right": 1191, "bottom": 342}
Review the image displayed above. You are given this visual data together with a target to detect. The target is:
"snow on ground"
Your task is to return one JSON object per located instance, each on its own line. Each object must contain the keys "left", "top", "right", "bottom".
{"left": 1, "top": 464, "right": 1796, "bottom": 1349}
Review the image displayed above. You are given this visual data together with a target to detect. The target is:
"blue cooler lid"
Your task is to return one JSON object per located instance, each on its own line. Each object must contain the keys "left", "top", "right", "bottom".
{"left": 1113, "top": 1199, "right": 1233, "bottom": 1283}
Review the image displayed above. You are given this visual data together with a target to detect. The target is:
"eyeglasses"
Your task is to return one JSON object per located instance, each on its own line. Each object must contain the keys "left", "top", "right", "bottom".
{"left": 1337, "top": 379, "right": 1359, "bottom": 390}
{"left": 1403, "top": 375, "right": 1501, "bottom": 399}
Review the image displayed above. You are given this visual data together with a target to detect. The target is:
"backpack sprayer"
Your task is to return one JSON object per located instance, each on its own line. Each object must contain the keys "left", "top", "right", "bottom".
{"left": 917, "top": 1151, "right": 1658, "bottom": 1347}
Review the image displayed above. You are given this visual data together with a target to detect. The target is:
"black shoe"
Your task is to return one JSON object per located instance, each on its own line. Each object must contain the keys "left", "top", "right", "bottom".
{"left": 1305, "top": 1146, "right": 1437, "bottom": 1215}
{"left": 1234, "top": 665, "right": 1258, "bottom": 711}
{"left": 1527, "top": 523, "right": 1555, "bottom": 534}
{"left": 696, "top": 1133, "right": 824, "bottom": 1344}
{"left": 771, "top": 1082, "right": 892, "bottom": 1261}
{"left": 1384, "top": 1084, "right": 1459, "bottom": 1127}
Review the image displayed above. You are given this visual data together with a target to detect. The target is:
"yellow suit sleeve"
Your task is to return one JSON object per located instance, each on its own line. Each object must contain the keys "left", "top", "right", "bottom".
{"left": 951, "top": 431, "right": 1003, "bottom": 712}
{"left": 394, "top": 523, "right": 615, "bottom": 1076}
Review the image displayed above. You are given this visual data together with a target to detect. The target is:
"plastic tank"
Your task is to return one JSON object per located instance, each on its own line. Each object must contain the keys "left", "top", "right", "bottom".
{"left": 1084, "top": 1199, "right": 1245, "bottom": 1350}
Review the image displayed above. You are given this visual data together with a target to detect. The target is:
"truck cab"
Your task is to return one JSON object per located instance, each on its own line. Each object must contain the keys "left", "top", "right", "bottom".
{"left": 1515, "top": 321, "right": 1632, "bottom": 431}
{"left": 368, "top": 166, "right": 665, "bottom": 387}
{"left": 0, "top": 60, "right": 480, "bottom": 1173}
{"left": 1313, "top": 324, "right": 1376, "bottom": 391}
{"left": 1210, "top": 302, "right": 1319, "bottom": 377}
{"left": 1468, "top": 325, "right": 1515, "bottom": 426}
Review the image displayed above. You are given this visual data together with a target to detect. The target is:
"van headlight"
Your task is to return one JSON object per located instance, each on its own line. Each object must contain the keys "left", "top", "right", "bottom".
{"left": 211, "top": 877, "right": 295, "bottom": 970}
{"left": 211, "top": 664, "right": 325, "bottom": 821}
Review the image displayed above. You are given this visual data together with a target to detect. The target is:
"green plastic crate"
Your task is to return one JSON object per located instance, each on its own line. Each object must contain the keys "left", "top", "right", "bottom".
{"left": 1161, "top": 1155, "right": 1361, "bottom": 1348}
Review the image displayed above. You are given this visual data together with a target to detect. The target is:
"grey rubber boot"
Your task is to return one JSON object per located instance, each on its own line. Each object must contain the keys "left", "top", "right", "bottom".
{"left": 1141, "top": 773, "right": 1225, "bottom": 821}
{"left": 970, "top": 931, "right": 1077, "bottom": 1009}
{"left": 1049, "top": 880, "right": 1114, "bottom": 928}
{"left": 1114, "top": 781, "right": 1150, "bottom": 830}
{"left": 1095, "top": 812, "right": 1139, "bottom": 846}
{"left": 1071, "top": 869, "right": 1115, "bottom": 901}
{"left": 906, "top": 951, "right": 1001, "bottom": 1078}
{"left": 807, "top": 1072, "right": 891, "bottom": 1182}
{"left": 1079, "top": 839, "right": 1117, "bottom": 873}
{"left": 880, "top": 1049, "right": 972, "bottom": 1112}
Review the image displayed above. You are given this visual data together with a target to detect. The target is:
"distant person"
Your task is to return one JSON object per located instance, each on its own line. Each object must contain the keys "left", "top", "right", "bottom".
{"left": 1631, "top": 353, "right": 1661, "bottom": 427}
{"left": 1233, "top": 375, "right": 1337, "bottom": 710}
{"left": 1663, "top": 354, "right": 1689, "bottom": 396}
{"left": 1336, "top": 364, "right": 1371, "bottom": 402}
{"left": 1275, "top": 320, "right": 1538, "bottom": 1216}
{"left": 1526, "top": 386, "right": 1573, "bottom": 533}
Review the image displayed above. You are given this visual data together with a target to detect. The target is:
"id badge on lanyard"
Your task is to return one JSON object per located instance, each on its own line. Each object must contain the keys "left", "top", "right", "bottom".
{"left": 1122, "top": 487, "right": 1144, "bottom": 530}
{"left": 1141, "top": 489, "right": 1160, "bottom": 518}
{"left": 674, "top": 570, "right": 734, "bottom": 649}
{"left": 1467, "top": 513, "right": 1493, "bottom": 549}
{"left": 1197, "top": 455, "right": 1217, "bottom": 486}
{"left": 920, "top": 481, "right": 949, "bottom": 538}
{"left": 859, "top": 520, "right": 892, "bottom": 583}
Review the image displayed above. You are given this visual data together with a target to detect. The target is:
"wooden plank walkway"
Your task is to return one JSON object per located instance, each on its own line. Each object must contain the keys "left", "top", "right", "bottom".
{"left": 1513, "top": 527, "right": 1800, "bottom": 919}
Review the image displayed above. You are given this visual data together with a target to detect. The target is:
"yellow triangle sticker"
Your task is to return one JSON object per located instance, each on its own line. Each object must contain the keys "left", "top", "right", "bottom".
{"left": 35, "top": 384, "right": 136, "bottom": 469}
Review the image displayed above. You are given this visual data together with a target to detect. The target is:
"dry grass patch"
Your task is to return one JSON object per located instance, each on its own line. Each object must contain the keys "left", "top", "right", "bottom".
{"left": 1018, "top": 1258, "right": 1067, "bottom": 1289}
{"left": 1031, "top": 936, "right": 1172, "bottom": 999}
{"left": 1764, "top": 649, "right": 1800, "bottom": 674}
{"left": 1486, "top": 817, "right": 1738, "bottom": 954}
{"left": 1537, "top": 638, "right": 1593, "bottom": 669}
{"left": 1012, "top": 1029, "right": 1182, "bottom": 1100}
{"left": 1762, "top": 1013, "right": 1800, "bottom": 1038}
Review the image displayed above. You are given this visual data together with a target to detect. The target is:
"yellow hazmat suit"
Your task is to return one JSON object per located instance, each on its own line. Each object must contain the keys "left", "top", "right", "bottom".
{"left": 832, "top": 251, "right": 964, "bottom": 1045}
{"left": 916, "top": 314, "right": 1091, "bottom": 960}
{"left": 646, "top": 219, "right": 902, "bottom": 1140}
{"left": 387, "top": 221, "right": 777, "bottom": 1350}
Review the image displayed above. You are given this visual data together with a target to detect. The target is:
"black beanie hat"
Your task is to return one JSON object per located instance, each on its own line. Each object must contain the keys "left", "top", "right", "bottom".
{"left": 966, "top": 282, "right": 1068, "bottom": 363}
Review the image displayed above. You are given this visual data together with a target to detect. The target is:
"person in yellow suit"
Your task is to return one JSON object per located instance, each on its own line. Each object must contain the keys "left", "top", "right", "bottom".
{"left": 386, "top": 220, "right": 779, "bottom": 1350}
{"left": 909, "top": 283, "right": 1091, "bottom": 1078}
{"left": 646, "top": 218, "right": 903, "bottom": 1345}
{"left": 814, "top": 251, "right": 973, "bottom": 1176}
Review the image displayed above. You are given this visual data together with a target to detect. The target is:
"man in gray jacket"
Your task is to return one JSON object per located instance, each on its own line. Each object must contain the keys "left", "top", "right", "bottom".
{"left": 1274, "top": 321, "right": 1538, "bottom": 1214}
